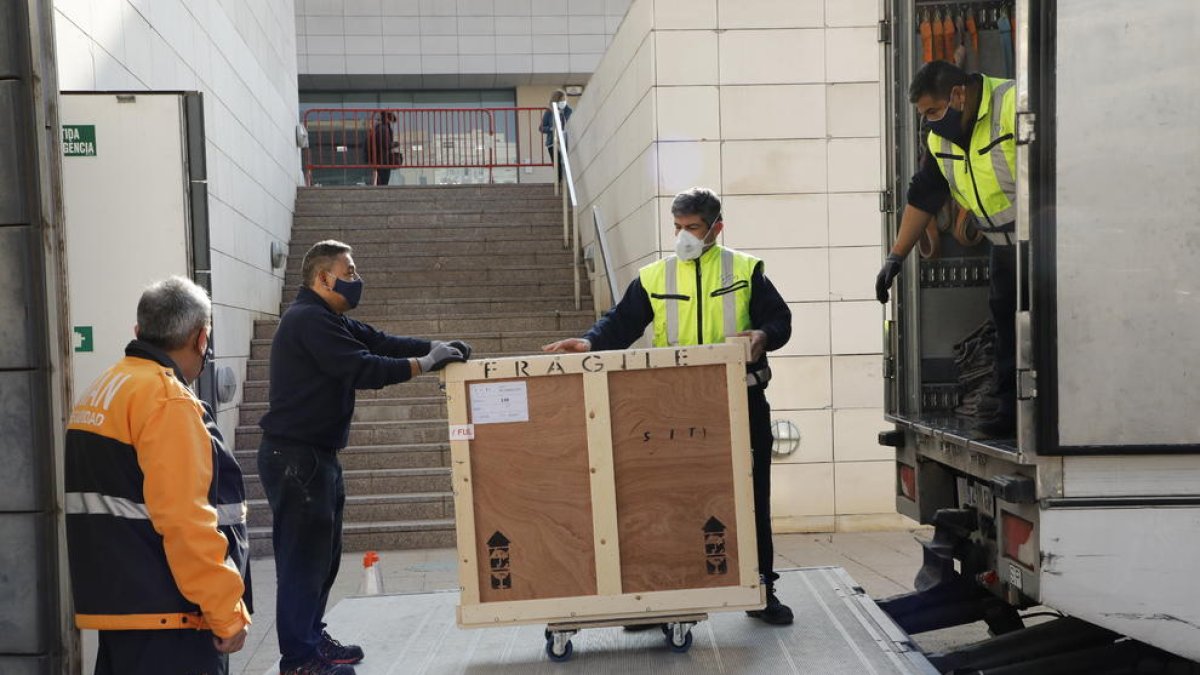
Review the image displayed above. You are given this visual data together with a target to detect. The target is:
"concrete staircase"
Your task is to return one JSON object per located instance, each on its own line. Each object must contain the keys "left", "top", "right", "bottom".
{"left": 238, "top": 184, "right": 595, "bottom": 556}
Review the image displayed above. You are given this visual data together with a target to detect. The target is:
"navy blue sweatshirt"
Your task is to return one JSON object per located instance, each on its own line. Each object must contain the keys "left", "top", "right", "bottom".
{"left": 259, "top": 286, "right": 432, "bottom": 450}
{"left": 583, "top": 259, "right": 791, "bottom": 375}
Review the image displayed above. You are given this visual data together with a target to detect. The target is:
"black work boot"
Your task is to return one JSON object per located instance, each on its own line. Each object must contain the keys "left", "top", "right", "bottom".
{"left": 746, "top": 584, "right": 794, "bottom": 625}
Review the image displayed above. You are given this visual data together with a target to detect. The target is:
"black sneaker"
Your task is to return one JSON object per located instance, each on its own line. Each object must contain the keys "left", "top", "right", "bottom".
{"left": 746, "top": 585, "right": 794, "bottom": 626}
{"left": 318, "top": 631, "right": 364, "bottom": 665}
{"left": 281, "top": 656, "right": 355, "bottom": 675}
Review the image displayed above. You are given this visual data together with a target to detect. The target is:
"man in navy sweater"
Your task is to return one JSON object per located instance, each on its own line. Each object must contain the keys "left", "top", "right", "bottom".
{"left": 258, "top": 240, "right": 468, "bottom": 675}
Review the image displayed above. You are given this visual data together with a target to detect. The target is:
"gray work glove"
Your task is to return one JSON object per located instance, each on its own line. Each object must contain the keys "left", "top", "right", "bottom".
{"left": 446, "top": 340, "right": 473, "bottom": 361}
{"left": 418, "top": 342, "right": 465, "bottom": 373}
{"left": 875, "top": 253, "right": 904, "bottom": 304}
{"left": 430, "top": 339, "right": 473, "bottom": 361}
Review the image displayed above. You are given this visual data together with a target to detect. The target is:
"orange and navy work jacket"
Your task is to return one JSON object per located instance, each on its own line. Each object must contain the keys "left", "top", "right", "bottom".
{"left": 65, "top": 340, "right": 251, "bottom": 638}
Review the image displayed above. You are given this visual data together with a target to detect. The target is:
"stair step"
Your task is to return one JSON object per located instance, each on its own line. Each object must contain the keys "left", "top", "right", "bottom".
{"left": 252, "top": 313, "right": 593, "bottom": 340}
{"left": 238, "top": 396, "right": 447, "bottom": 425}
{"left": 254, "top": 309, "right": 595, "bottom": 336}
{"left": 278, "top": 281, "right": 585, "bottom": 302}
{"left": 249, "top": 518, "right": 456, "bottom": 557}
{"left": 297, "top": 184, "right": 555, "bottom": 201}
{"left": 246, "top": 492, "right": 454, "bottom": 528}
{"left": 234, "top": 442, "right": 449, "bottom": 471}
{"left": 289, "top": 223, "right": 564, "bottom": 244}
{"left": 235, "top": 419, "right": 449, "bottom": 450}
{"left": 243, "top": 467, "right": 451, "bottom": 501}
{"left": 240, "top": 378, "right": 446, "bottom": 402}
{"left": 282, "top": 264, "right": 581, "bottom": 287}
{"left": 285, "top": 240, "right": 574, "bottom": 260}
{"left": 282, "top": 251, "right": 575, "bottom": 275}
{"left": 248, "top": 332, "right": 572, "bottom": 362}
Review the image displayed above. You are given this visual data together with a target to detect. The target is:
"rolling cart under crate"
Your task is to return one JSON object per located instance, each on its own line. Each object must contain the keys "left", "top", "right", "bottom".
{"left": 441, "top": 341, "right": 764, "bottom": 661}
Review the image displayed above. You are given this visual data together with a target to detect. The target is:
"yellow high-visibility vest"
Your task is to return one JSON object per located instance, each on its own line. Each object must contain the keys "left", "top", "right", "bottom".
{"left": 639, "top": 245, "right": 760, "bottom": 347}
{"left": 927, "top": 75, "right": 1018, "bottom": 230}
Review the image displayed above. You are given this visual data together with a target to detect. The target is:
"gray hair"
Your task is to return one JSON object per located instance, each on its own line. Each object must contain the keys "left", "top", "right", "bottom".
{"left": 136, "top": 276, "right": 212, "bottom": 350}
{"left": 671, "top": 187, "right": 723, "bottom": 227}
{"left": 302, "top": 239, "right": 353, "bottom": 286}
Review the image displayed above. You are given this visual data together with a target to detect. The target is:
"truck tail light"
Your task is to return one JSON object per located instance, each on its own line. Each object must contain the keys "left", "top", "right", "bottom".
{"left": 898, "top": 464, "right": 916, "bottom": 501}
{"left": 1002, "top": 512, "right": 1036, "bottom": 570}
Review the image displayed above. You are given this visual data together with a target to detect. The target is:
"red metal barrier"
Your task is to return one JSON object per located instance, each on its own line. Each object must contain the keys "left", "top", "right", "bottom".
{"left": 302, "top": 107, "right": 554, "bottom": 185}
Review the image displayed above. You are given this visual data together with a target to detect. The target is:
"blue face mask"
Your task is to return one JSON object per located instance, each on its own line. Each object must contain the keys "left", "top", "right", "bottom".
{"left": 333, "top": 277, "right": 364, "bottom": 309}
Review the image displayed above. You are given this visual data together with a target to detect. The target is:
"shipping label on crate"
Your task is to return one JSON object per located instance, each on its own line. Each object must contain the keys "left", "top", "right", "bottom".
{"left": 469, "top": 381, "right": 530, "bottom": 424}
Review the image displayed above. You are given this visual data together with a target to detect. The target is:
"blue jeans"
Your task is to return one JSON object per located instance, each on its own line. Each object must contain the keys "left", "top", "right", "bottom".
{"left": 257, "top": 439, "right": 345, "bottom": 669}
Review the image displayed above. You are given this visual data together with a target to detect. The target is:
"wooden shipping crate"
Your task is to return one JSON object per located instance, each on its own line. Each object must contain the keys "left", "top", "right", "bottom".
{"left": 442, "top": 342, "right": 764, "bottom": 628}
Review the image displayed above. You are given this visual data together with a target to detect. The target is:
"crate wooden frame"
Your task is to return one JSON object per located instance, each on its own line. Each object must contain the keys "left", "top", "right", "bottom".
{"left": 443, "top": 341, "right": 763, "bottom": 628}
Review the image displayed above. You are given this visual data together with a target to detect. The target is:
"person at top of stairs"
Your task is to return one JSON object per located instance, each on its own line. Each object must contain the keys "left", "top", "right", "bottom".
{"left": 256, "top": 239, "right": 472, "bottom": 675}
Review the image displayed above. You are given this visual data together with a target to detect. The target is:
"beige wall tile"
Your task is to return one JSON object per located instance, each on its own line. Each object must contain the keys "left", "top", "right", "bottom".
{"left": 654, "top": 0, "right": 717, "bottom": 29}
{"left": 719, "top": 29, "right": 824, "bottom": 85}
{"left": 834, "top": 460, "right": 896, "bottom": 515}
{"left": 719, "top": 0, "right": 823, "bottom": 29}
{"left": 829, "top": 246, "right": 879, "bottom": 301}
{"left": 832, "top": 354, "right": 883, "bottom": 409}
{"left": 833, "top": 408, "right": 894, "bottom": 462}
{"left": 721, "top": 194, "right": 828, "bottom": 249}
{"left": 655, "top": 29, "right": 718, "bottom": 85}
{"left": 723, "top": 139, "right": 827, "bottom": 195}
{"left": 720, "top": 84, "right": 825, "bottom": 140}
{"left": 656, "top": 86, "right": 721, "bottom": 141}
{"left": 657, "top": 140, "right": 721, "bottom": 195}
{"left": 768, "top": 409, "right": 834, "bottom": 464}
{"left": 825, "top": 0, "right": 878, "bottom": 27}
{"left": 827, "top": 82, "right": 880, "bottom": 138}
{"left": 750, "top": 247, "right": 829, "bottom": 303}
{"left": 609, "top": 198, "right": 659, "bottom": 270}
{"left": 775, "top": 302, "right": 830, "bottom": 358}
{"left": 825, "top": 26, "right": 879, "bottom": 83}
{"left": 828, "top": 192, "right": 882, "bottom": 247}
{"left": 830, "top": 300, "right": 882, "bottom": 355}
{"left": 771, "top": 462, "right": 835, "bottom": 519}
{"left": 828, "top": 137, "right": 881, "bottom": 193}
{"left": 764, "top": 355, "right": 832, "bottom": 410}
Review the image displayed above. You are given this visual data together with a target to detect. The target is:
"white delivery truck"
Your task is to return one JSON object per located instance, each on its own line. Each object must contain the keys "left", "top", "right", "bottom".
{"left": 878, "top": 0, "right": 1200, "bottom": 672}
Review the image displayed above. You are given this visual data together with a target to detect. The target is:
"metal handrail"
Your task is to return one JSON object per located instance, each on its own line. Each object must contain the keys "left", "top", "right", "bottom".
{"left": 550, "top": 101, "right": 581, "bottom": 310}
{"left": 592, "top": 206, "right": 621, "bottom": 309}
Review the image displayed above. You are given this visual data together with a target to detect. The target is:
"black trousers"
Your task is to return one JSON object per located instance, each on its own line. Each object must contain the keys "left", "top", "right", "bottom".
{"left": 95, "top": 629, "right": 226, "bottom": 675}
{"left": 747, "top": 387, "right": 778, "bottom": 583}
{"left": 989, "top": 244, "right": 1018, "bottom": 419}
{"left": 257, "top": 440, "right": 346, "bottom": 669}
{"left": 375, "top": 168, "right": 391, "bottom": 185}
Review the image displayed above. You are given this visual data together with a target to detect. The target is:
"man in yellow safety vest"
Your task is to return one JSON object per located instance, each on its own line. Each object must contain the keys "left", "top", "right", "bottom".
{"left": 544, "top": 187, "right": 795, "bottom": 626}
{"left": 875, "top": 61, "right": 1019, "bottom": 437}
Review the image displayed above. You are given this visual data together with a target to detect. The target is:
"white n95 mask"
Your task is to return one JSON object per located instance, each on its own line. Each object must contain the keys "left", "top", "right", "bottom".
{"left": 675, "top": 230, "right": 707, "bottom": 260}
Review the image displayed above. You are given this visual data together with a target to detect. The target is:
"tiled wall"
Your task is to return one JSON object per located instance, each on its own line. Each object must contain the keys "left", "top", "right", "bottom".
{"left": 53, "top": 0, "right": 302, "bottom": 440}
{"left": 295, "top": 0, "right": 634, "bottom": 86}
{"left": 572, "top": 0, "right": 910, "bottom": 532}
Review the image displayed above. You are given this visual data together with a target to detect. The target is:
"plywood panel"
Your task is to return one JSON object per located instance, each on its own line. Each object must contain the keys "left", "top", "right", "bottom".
{"left": 468, "top": 375, "right": 597, "bottom": 603}
{"left": 608, "top": 365, "right": 741, "bottom": 593}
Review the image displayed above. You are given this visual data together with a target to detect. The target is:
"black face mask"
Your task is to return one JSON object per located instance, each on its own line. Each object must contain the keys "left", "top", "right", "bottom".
{"left": 923, "top": 105, "right": 963, "bottom": 140}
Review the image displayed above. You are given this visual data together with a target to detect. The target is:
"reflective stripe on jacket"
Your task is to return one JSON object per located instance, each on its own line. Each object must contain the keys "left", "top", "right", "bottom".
{"left": 926, "top": 75, "right": 1017, "bottom": 230}
{"left": 639, "top": 245, "right": 760, "bottom": 347}
{"left": 65, "top": 340, "right": 250, "bottom": 638}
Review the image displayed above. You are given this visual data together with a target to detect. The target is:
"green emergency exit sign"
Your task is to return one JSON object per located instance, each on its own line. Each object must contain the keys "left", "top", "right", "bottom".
{"left": 73, "top": 326, "right": 93, "bottom": 352}
{"left": 62, "top": 125, "right": 96, "bottom": 156}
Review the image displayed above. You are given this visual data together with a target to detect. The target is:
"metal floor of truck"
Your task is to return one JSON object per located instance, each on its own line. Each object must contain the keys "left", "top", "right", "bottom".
{"left": 264, "top": 567, "right": 936, "bottom": 674}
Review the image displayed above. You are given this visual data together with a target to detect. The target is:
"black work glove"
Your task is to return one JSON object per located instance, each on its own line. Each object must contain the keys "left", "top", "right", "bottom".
{"left": 447, "top": 340, "right": 473, "bottom": 360}
{"left": 875, "top": 253, "right": 904, "bottom": 303}
{"left": 417, "top": 342, "right": 465, "bottom": 373}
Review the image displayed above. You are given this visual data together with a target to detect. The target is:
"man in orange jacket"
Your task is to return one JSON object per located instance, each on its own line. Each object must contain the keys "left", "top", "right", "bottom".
{"left": 65, "top": 276, "right": 251, "bottom": 675}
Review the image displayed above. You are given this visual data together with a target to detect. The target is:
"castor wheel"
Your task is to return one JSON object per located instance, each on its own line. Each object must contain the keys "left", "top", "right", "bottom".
{"left": 545, "top": 636, "right": 574, "bottom": 662}
{"left": 665, "top": 624, "right": 694, "bottom": 653}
